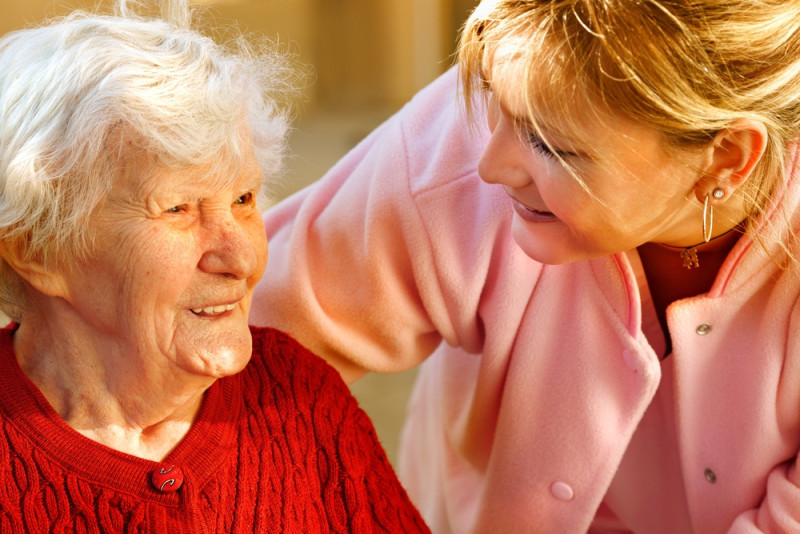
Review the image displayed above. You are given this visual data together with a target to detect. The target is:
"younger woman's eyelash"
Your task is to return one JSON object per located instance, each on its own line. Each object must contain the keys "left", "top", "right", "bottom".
{"left": 526, "top": 130, "right": 578, "bottom": 160}
{"left": 527, "top": 133, "right": 556, "bottom": 159}
{"left": 512, "top": 118, "right": 566, "bottom": 159}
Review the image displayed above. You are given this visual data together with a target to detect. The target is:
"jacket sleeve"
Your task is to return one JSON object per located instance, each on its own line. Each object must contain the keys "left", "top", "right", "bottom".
{"left": 250, "top": 67, "right": 500, "bottom": 382}
{"left": 726, "top": 299, "right": 800, "bottom": 533}
{"left": 726, "top": 462, "right": 800, "bottom": 533}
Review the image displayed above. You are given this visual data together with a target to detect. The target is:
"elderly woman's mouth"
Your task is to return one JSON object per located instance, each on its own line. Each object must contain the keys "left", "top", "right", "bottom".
{"left": 190, "top": 303, "right": 238, "bottom": 316}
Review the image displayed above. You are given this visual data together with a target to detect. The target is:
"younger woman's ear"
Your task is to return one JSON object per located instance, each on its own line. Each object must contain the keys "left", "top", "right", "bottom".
{"left": 0, "top": 242, "right": 68, "bottom": 299}
{"left": 695, "top": 119, "right": 768, "bottom": 202}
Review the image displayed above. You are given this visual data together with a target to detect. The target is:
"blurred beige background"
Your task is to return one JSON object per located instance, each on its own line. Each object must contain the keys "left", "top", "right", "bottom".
{"left": 0, "top": 0, "right": 479, "bottom": 465}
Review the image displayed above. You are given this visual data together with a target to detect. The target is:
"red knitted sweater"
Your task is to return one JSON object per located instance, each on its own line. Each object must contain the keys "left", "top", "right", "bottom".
{"left": 0, "top": 325, "right": 429, "bottom": 533}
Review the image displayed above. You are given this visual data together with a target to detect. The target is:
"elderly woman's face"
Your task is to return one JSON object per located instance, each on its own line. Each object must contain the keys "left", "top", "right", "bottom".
{"left": 60, "top": 144, "right": 268, "bottom": 379}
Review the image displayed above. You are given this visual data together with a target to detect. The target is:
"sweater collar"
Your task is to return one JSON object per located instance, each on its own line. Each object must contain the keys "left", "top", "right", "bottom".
{"left": 0, "top": 325, "right": 243, "bottom": 501}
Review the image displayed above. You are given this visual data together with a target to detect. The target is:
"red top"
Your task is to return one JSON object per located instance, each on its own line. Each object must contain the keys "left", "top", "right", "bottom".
{"left": 0, "top": 325, "right": 429, "bottom": 533}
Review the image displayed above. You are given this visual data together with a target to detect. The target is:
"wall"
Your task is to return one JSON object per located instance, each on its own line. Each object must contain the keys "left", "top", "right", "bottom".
{"left": 0, "top": 0, "right": 476, "bottom": 111}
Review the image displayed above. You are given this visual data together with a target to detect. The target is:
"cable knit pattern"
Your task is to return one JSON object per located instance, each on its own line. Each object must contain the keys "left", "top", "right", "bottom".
{"left": 0, "top": 325, "right": 429, "bottom": 533}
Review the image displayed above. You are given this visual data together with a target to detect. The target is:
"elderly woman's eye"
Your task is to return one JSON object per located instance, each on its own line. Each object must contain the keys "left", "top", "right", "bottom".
{"left": 165, "top": 204, "right": 186, "bottom": 214}
{"left": 235, "top": 192, "right": 253, "bottom": 205}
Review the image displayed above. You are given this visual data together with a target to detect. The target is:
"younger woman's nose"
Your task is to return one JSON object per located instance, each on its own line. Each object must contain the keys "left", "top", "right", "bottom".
{"left": 478, "top": 127, "right": 533, "bottom": 189}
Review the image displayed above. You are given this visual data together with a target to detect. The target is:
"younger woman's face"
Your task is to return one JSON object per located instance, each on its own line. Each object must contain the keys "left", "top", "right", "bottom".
{"left": 478, "top": 66, "right": 710, "bottom": 265}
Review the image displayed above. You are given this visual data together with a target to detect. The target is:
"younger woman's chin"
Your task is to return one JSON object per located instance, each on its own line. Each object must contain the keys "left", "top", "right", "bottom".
{"left": 511, "top": 220, "right": 593, "bottom": 265}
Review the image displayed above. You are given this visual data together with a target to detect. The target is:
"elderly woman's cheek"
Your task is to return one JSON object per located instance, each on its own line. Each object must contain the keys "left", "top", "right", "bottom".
{"left": 251, "top": 227, "right": 269, "bottom": 286}
{"left": 236, "top": 213, "right": 268, "bottom": 289}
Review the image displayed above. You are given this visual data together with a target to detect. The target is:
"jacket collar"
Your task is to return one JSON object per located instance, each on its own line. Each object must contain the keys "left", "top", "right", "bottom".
{"left": 709, "top": 143, "right": 800, "bottom": 297}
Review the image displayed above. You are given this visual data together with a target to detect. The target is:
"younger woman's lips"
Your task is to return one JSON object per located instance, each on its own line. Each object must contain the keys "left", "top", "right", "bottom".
{"left": 511, "top": 198, "right": 559, "bottom": 223}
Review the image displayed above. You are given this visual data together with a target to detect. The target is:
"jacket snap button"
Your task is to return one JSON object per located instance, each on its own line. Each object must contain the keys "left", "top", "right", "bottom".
{"left": 151, "top": 464, "right": 184, "bottom": 493}
{"left": 550, "top": 481, "right": 574, "bottom": 501}
{"left": 695, "top": 324, "right": 712, "bottom": 336}
{"left": 704, "top": 468, "right": 717, "bottom": 483}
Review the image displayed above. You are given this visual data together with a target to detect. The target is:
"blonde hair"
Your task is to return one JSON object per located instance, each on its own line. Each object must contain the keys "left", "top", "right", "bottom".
{"left": 0, "top": 0, "right": 299, "bottom": 320}
{"left": 459, "top": 0, "right": 800, "bottom": 238}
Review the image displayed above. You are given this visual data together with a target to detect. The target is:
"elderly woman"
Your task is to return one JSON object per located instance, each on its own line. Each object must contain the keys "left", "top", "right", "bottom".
{"left": 0, "top": 2, "right": 429, "bottom": 532}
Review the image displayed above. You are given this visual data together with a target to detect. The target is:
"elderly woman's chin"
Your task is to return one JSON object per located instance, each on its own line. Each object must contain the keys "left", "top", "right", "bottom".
{"left": 172, "top": 305, "right": 255, "bottom": 379}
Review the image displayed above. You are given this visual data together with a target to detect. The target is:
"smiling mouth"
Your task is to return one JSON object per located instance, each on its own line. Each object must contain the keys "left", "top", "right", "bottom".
{"left": 510, "top": 198, "right": 559, "bottom": 222}
{"left": 190, "top": 303, "right": 237, "bottom": 316}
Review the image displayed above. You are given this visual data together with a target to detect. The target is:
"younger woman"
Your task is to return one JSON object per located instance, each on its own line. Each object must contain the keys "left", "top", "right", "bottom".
{"left": 252, "top": 1, "right": 800, "bottom": 532}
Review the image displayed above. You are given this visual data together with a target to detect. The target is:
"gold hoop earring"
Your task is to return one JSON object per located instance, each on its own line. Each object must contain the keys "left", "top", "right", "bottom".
{"left": 703, "top": 195, "right": 713, "bottom": 243}
{"left": 678, "top": 188, "right": 728, "bottom": 269}
{"left": 703, "top": 188, "right": 724, "bottom": 242}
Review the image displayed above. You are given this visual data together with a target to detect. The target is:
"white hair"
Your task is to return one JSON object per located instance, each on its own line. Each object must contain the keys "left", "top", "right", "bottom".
{"left": 0, "top": 0, "right": 297, "bottom": 320}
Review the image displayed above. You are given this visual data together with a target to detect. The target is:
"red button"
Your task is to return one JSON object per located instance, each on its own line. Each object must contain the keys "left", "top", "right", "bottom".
{"left": 151, "top": 465, "right": 184, "bottom": 493}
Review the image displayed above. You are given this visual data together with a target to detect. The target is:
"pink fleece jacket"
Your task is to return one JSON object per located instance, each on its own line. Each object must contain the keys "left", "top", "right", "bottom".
{"left": 250, "top": 67, "right": 800, "bottom": 533}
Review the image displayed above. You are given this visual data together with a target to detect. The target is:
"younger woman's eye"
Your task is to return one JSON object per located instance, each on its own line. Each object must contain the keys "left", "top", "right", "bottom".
{"left": 526, "top": 132, "right": 574, "bottom": 160}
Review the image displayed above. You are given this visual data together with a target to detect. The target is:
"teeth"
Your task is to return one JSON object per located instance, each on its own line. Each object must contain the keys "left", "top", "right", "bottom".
{"left": 191, "top": 303, "right": 237, "bottom": 315}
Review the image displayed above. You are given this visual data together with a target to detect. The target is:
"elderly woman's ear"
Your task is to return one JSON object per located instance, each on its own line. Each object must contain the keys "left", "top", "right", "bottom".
{"left": 0, "top": 242, "right": 67, "bottom": 299}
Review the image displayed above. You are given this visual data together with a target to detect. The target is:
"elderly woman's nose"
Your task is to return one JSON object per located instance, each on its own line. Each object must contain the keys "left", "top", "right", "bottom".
{"left": 198, "top": 212, "right": 259, "bottom": 278}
